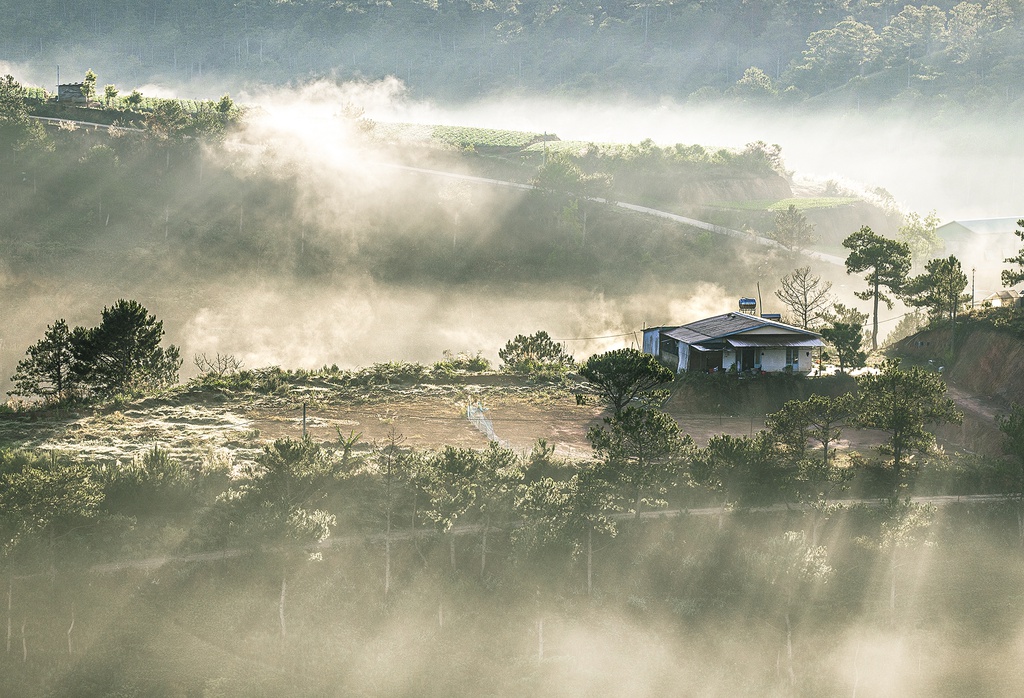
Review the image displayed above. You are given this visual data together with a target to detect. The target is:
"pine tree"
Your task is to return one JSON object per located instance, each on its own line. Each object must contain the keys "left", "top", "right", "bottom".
{"left": 80, "top": 69, "right": 97, "bottom": 103}
{"left": 854, "top": 358, "right": 962, "bottom": 500}
{"left": 843, "top": 226, "right": 912, "bottom": 350}
{"left": 1002, "top": 220, "right": 1024, "bottom": 288}
{"left": 74, "top": 300, "right": 181, "bottom": 397}
{"left": 770, "top": 205, "right": 818, "bottom": 251}
{"left": 8, "top": 320, "right": 82, "bottom": 402}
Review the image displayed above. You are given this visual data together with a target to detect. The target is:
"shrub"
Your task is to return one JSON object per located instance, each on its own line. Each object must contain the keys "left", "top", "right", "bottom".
{"left": 187, "top": 366, "right": 287, "bottom": 394}
{"left": 433, "top": 350, "right": 491, "bottom": 377}
{"left": 499, "top": 331, "right": 575, "bottom": 375}
{"left": 351, "top": 361, "right": 431, "bottom": 386}
{"left": 100, "top": 445, "right": 201, "bottom": 515}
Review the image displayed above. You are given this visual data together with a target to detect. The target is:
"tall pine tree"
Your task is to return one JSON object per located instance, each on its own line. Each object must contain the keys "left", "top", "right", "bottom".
{"left": 8, "top": 320, "right": 82, "bottom": 402}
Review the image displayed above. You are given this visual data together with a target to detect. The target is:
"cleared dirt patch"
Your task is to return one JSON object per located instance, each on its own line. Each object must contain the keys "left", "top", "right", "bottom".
{"left": 0, "top": 377, "right": 906, "bottom": 471}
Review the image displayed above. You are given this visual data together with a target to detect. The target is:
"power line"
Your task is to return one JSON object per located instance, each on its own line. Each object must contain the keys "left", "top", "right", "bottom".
{"left": 552, "top": 331, "right": 637, "bottom": 342}
{"left": 876, "top": 310, "right": 916, "bottom": 326}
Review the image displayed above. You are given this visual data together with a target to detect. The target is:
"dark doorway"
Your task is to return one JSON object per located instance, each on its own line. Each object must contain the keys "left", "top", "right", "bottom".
{"left": 692, "top": 350, "right": 724, "bottom": 372}
{"left": 740, "top": 348, "right": 756, "bottom": 371}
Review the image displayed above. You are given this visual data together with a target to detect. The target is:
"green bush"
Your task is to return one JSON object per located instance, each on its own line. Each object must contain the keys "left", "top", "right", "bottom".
{"left": 499, "top": 331, "right": 575, "bottom": 375}
{"left": 432, "top": 350, "right": 491, "bottom": 377}
{"left": 350, "top": 361, "right": 431, "bottom": 386}
{"left": 100, "top": 445, "right": 202, "bottom": 515}
{"left": 962, "top": 306, "right": 1024, "bottom": 340}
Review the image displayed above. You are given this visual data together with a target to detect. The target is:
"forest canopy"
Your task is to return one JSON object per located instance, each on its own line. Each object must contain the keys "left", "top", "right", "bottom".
{"left": 1, "top": 0, "right": 1022, "bottom": 109}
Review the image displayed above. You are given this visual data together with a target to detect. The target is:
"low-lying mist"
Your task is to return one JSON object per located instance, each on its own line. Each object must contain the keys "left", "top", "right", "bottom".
{"left": 2, "top": 78, "right": 1016, "bottom": 394}
{"left": 1, "top": 277, "right": 734, "bottom": 393}
{"left": 0, "top": 78, "right": 826, "bottom": 390}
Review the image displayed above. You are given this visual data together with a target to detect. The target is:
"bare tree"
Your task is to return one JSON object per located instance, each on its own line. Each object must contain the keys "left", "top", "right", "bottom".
{"left": 775, "top": 267, "right": 834, "bottom": 329}
{"left": 193, "top": 352, "right": 243, "bottom": 377}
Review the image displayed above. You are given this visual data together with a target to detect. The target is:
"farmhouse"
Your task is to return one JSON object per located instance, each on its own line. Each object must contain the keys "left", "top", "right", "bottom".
{"left": 642, "top": 305, "right": 822, "bottom": 374}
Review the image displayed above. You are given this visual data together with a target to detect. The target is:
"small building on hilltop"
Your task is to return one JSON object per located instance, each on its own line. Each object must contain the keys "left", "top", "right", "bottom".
{"left": 936, "top": 218, "right": 1022, "bottom": 280}
{"left": 57, "top": 83, "right": 88, "bottom": 103}
{"left": 983, "top": 289, "right": 1022, "bottom": 308}
{"left": 643, "top": 303, "right": 822, "bottom": 374}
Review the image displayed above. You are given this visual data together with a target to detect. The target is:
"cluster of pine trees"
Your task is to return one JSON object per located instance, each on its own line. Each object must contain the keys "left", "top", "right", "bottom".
{"left": 8, "top": 300, "right": 181, "bottom": 403}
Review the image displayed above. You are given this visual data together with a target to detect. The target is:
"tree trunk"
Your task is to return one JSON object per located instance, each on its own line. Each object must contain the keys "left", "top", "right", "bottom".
{"left": 279, "top": 572, "right": 287, "bottom": 643}
{"left": 785, "top": 610, "right": 795, "bottom": 687}
{"left": 384, "top": 510, "right": 392, "bottom": 598}
{"left": 634, "top": 487, "right": 643, "bottom": 521}
{"left": 480, "top": 524, "right": 488, "bottom": 578}
{"left": 872, "top": 279, "right": 880, "bottom": 350}
{"left": 438, "top": 602, "right": 444, "bottom": 629}
{"left": 537, "top": 616, "right": 544, "bottom": 662}
{"left": 586, "top": 527, "right": 593, "bottom": 596}
{"left": 21, "top": 620, "right": 26, "bottom": 663}
{"left": 891, "top": 442, "right": 903, "bottom": 501}
{"left": 1017, "top": 505, "right": 1024, "bottom": 547}
{"left": 852, "top": 641, "right": 861, "bottom": 698}
{"left": 6, "top": 578, "right": 11, "bottom": 655}
{"left": 384, "top": 536, "right": 391, "bottom": 598}
{"left": 449, "top": 536, "right": 457, "bottom": 571}
{"left": 67, "top": 606, "right": 75, "bottom": 655}
{"left": 889, "top": 549, "right": 898, "bottom": 626}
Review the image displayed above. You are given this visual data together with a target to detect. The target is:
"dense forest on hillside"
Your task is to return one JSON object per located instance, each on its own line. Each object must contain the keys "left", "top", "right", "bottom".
{"left": 2, "top": 0, "right": 1023, "bottom": 108}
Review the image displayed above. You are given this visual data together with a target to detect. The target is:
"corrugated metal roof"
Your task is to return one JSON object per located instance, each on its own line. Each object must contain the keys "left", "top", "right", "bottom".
{"left": 665, "top": 326, "right": 716, "bottom": 344}
{"left": 937, "top": 218, "right": 1022, "bottom": 236}
{"left": 663, "top": 313, "right": 820, "bottom": 345}
{"left": 726, "top": 336, "right": 823, "bottom": 348}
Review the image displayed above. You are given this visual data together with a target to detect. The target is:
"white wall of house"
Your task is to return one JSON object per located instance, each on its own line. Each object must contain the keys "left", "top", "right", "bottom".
{"left": 655, "top": 340, "right": 816, "bottom": 373}
{"left": 759, "top": 349, "right": 788, "bottom": 372}
{"left": 795, "top": 348, "right": 815, "bottom": 373}
{"left": 759, "top": 348, "right": 814, "bottom": 373}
